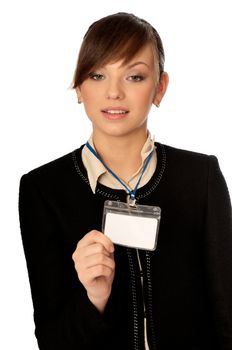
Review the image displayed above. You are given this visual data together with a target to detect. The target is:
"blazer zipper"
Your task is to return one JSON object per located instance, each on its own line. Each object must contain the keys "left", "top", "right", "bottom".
{"left": 127, "top": 248, "right": 140, "bottom": 350}
{"left": 127, "top": 248, "right": 157, "bottom": 350}
{"left": 145, "top": 251, "right": 157, "bottom": 350}
{"left": 136, "top": 249, "right": 149, "bottom": 350}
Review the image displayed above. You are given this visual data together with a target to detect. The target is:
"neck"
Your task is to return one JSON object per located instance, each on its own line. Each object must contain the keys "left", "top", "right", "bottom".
{"left": 92, "top": 128, "right": 148, "bottom": 181}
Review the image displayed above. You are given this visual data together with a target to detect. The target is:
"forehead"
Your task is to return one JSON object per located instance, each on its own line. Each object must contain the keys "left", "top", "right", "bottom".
{"left": 99, "top": 44, "right": 157, "bottom": 70}
{"left": 128, "top": 44, "right": 156, "bottom": 63}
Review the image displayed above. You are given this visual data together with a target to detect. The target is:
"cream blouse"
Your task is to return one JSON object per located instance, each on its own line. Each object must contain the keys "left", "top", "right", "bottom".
{"left": 81, "top": 132, "right": 157, "bottom": 194}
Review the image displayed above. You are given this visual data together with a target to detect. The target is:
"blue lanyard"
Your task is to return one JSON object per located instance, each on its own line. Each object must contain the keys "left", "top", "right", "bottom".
{"left": 86, "top": 141, "right": 154, "bottom": 204}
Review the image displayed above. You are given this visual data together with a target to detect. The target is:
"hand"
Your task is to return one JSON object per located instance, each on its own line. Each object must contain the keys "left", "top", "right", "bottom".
{"left": 72, "top": 230, "right": 115, "bottom": 313}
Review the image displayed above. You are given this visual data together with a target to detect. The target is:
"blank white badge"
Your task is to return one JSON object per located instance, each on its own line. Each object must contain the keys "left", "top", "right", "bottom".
{"left": 104, "top": 212, "right": 159, "bottom": 250}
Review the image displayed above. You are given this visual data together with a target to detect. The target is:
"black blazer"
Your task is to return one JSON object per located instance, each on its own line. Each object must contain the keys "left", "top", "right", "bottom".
{"left": 19, "top": 143, "right": 232, "bottom": 349}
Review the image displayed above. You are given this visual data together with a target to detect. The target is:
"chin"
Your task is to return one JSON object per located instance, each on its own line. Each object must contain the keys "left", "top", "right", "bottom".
{"left": 102, "top": 126, "right": 145, "bottom": 139}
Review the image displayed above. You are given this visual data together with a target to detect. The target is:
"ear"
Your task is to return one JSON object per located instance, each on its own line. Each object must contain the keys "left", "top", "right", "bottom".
{"left": 75, "top": 87, "right": 83, "bottom": 104}
{"left": 153, "top": 72, "right": 169, "bottom": 107}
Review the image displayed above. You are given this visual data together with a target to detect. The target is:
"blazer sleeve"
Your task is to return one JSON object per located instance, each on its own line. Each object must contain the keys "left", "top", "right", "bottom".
{"left": 205, "top": 156, "right": 232, "bottom": 349}
{"left": 19, "top": 173, "right": 116, "bottom": 350}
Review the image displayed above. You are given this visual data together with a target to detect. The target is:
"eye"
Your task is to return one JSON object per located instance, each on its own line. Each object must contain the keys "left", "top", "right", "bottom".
{"left": 127, "top": 75, "right": 145, "bottom": 82}
{"left": 88, "top": 72, "right": 104, "bottom": 81}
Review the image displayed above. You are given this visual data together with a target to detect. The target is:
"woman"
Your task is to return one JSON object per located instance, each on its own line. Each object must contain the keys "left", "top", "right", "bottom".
{"left": 19, "top": 12, "right": 232, "bottom": 350}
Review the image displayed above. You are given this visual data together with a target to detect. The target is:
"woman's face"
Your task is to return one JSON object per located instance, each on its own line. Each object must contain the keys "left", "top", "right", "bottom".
{"left": 76, "top": 44, "right": 168, "bottom": 139}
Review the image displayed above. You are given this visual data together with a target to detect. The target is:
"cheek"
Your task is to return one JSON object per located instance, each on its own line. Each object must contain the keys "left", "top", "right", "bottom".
{"left": 134, "top": 87, "right": 155, "bottom": 107}
{"left": 82, "top": 88, "right": 100, "bottom": 107}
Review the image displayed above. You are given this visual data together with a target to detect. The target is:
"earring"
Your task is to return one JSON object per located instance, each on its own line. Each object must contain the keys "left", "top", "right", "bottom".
{"left": 155, "top": 103, "right": 160, "bottom": 108}
{"left": 78, "top": 97, "right": 82, "bottom": 104}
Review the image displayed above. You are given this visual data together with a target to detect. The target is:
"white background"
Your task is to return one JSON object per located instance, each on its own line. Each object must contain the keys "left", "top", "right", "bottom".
{"left": 0, "top": 0, "right": 231, "bottom": 349}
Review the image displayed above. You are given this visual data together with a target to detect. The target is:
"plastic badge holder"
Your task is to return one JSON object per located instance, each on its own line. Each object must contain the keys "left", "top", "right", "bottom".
{"left": 102, "top": 200, "right": 161, "bottom": 251}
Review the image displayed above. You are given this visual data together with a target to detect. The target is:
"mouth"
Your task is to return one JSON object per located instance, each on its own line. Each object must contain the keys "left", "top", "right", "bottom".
{"left": 101, "top": 107, "right": 129, "bottom": 120}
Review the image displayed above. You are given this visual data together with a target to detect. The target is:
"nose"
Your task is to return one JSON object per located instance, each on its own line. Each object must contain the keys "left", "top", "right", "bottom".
{"left": 106, "top": 78, "right": 124, "bottom": 100}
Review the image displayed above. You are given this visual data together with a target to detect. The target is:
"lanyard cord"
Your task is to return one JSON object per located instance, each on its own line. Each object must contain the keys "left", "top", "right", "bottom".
{"left": 86, "top": 141, "right": 154, "bottom": 202}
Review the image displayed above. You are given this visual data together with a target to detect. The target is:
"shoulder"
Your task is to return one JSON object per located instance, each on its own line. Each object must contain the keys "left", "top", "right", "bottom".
{"left": 20, "top": 145, "right": 85, "bottom": 188}
{"left": 157, "top": 143, "right": 231, "bottom": 210}
{"left": 157, "top": 143, "right": 222, "bottom": 191}
{"left": 19, "top": 145, "right": 93, "bottom": 217}
{"left": 162, "top": 143, "right": 214, "bottom": 162}
{"left": 160, "top": 142, "right": 218, "bottom": 172}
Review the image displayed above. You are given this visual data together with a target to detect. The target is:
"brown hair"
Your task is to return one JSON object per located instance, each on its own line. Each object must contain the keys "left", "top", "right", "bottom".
{"left": 72, "top": 12, "right": 165, "bottom": 88}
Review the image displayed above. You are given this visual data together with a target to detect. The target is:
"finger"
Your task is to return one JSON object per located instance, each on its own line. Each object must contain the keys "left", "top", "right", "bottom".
{"left": 84, "top": 253, "right": 115, "bottom": 271}
{"left": 77, "top": 230, "right": 114, "bottom": 252}
{"left": 75, "top": 252, "right": 115, "bottom": 277}
{"left": 77, "top": 258, "right": 115, "bottom": 286}
{"left": 75, "top": 242, "right": 111, "bottom": 260}
{"left": 85, "top": 264, "right": 115, "bottom": 284}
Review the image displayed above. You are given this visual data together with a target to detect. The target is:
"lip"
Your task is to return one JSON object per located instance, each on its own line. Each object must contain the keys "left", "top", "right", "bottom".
{"left": 101, "top": 106, "right": 129, "bottom": 120}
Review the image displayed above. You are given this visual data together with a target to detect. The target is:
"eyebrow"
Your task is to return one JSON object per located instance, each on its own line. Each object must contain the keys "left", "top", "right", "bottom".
{"left": 127, "top": 61, "right": 150, "bottom": 69}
